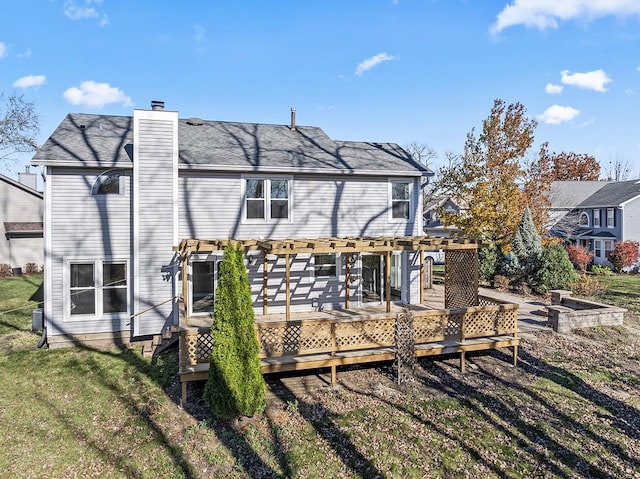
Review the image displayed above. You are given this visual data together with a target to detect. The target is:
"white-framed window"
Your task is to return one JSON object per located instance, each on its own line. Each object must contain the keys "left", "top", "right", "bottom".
{"left": 594, "top": 240, "right": 602, "bottom": 258}
{"left": 313, "top": 254, "right": 338, "bottom": 278}
{"left": 604, "top": 240, "right": 614, "bottom": 258}
{"left": 92, "top": 171, "right": 125, "bottom": 195}
{"left": 593, "top": 209, "right": 600, "bottom": 227}
{"left": 189, "top": 254, "right": 219, "bottom": 315}
{"left": 578, "top": 212, "right": 589, "bottom": 227}
{"left": 66, "top": 259, "right": 128, "bottom": 319}
{"left": 389, "top": 179, "right": 412, "bottom": 221}
{"left": 606, "top": 208, "right": 615, "bottom": 228}
{"left": 243, "top": 176, "right": 292, "bottom": 222}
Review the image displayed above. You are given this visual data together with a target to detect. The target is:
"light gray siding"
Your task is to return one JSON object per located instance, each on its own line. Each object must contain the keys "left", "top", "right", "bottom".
{"left": 46, "top": 168, "right": 132, "bottom": 337}
{"left": 0, "top": 178, "right": 43, "bottom": 269}
{"left": 623, "top": 199, "right": 640, "bottom": 243}
{"left": 133, "top": 112, "right": 179, "bottom": 336}
{"left": 179, "top": 171, "right": 423, "bottom": 311}
{"left": 179, "top": 172, "right": 420, "bottom": 240}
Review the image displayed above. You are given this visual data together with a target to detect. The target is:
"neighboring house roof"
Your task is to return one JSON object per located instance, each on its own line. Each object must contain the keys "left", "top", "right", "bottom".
{"left": 0, "top": 173, "right": 43, "bottom": 199}
{"left": 577, "top": 179, "right": 640, "bottom": 208}
{"left": 33, "top": 113, "right": 433, "bottom": 177}
{"left": 3, "top": 222, "right": 43, "bottom": 238}
{"left": 548, "top": 181, "right": 611, "bottom": 209}
{"left": 549, "top": 179, "right": 640, "bottom": 210}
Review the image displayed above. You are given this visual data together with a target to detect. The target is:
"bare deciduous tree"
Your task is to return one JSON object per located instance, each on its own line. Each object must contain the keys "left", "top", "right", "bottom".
{"left": 0, "top": 93, "right": 40, "bottom": 161}
{"left": 603, "top": 156, "right": 632, "bottom": 181}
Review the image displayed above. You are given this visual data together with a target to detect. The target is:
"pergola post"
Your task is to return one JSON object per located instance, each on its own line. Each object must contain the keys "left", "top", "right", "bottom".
{"left": 181, "top": 255, "right": 189, "bottom": 327}
{"left": 262, "top": 253, "right": 268, "bottom": 315}
{"left": 345, "top": 253, "right": 350, "bottom": 310}
{"left": 419, "top": 250, "right": 425, "bottom": 304}
{"left": 385, "top": 251, "right": 391, "bottom": 313}
{"left": 285, "top": 253, "right": 291, "bottom": 321}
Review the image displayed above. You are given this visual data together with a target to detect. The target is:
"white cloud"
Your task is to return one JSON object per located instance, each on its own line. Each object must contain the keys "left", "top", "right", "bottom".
{"left": 12, "top": 75, "right": 47, "bottom": 89}
{"left": 355, "top": 53, "right": 397, "bottom": 76}
{"left": 545, "top": 83, "right": 563, "bottom": 94}
{"left": 537, "top": 104, "right": 580, "bottom": 125}
{"left": 625, "top": 88, "right": 634, "bottom": 94}
{"left": 0, "top": 42, "right": 7, "bottom": 59}
{"left": 64, "top": 0, "right": 108, "bottom": 26}
{"left": 17, "top": 49, "right": 32, "bottom": 59}
{"left": 491, "top": 0, "right": 640, "bottom": 35}
{"left": 317, "top": 105, "right": 335, "bottom": 111}
{"left": 63, "top": 81, "right": 132, "bottom": 108}
{"left": 561, "top": 69, "right": 612, "bottom": 92}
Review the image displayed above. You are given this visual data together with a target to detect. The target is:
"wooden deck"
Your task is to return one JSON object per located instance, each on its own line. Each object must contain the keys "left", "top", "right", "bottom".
{"left": 178, "top": 294, "right": 520, "bottom": 404}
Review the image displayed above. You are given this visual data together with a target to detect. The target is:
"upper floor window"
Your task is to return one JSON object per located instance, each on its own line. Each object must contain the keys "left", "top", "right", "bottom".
{"left": 389, "top": 180, "right": 412, "bottom": 220}
{"left": 244, "top": 177, "right": 291, "bottom": 222}
{"left": 606, "top": 208, "right": 615, "bottom": 228}
{"left": 593, "top": 209, "right": 600, "bottom": 227}
{"left": 92, "top": 171, "right": 124, "bottom": 195}
{"left": 578, "top": 212, "right": 589, "bottom": 227}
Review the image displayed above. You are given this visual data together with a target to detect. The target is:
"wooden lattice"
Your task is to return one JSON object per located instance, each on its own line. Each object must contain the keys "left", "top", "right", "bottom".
{"left": 395, "top": 310, "right": 415, "bottom": 384}
{"left": 413, "top": 313, "right": 447, "bottom": 342}
{"left": 180, "top": 303, "right": 519, "bottom": 372}
{"left": 197, "top": 331, "right": 213, "bottom": 361}
{"left": 257, "top": 321, "right": 333, "bottom": 357}
{"left": 444, "top": 249, "right": 479, "bottom": 308}
{"left": 334, "top": 318, "right": 395, "bottom": 350}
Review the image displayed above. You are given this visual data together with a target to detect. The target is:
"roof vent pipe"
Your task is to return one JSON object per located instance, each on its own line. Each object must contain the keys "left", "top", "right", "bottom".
{"left": 151, "top": 100, "right": 165, "bottom": 111}
{"left": 290, "top": 107, "right": 296, "bottom": 132}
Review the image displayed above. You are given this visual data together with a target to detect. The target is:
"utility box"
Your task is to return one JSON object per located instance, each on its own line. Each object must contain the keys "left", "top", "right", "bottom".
{"left": 32, "top": 308, "right": 43, "bottom": 331}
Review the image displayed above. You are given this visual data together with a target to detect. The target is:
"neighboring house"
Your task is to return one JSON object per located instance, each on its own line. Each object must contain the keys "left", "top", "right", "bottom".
{"left": 0, "top": 168, "right": 43, "bottom": 272}
{"left": 421, "top": 195, "right": 464, "bottom": 264}
{"left": 548, "top": 180, "right": 640, "bottom": 265}
{"left": 423, "top": 195, "right": 463, "bottom": 238}
{"left": 32, "top": 102, "right": 434, "bottom": 348}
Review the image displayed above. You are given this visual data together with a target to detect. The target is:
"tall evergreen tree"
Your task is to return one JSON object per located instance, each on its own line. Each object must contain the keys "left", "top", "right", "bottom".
{"left": 203, "top": 243, "right": 266, "bottom": 419}
{"left": 503, "top": 206, "right": 542, "bottom": 282}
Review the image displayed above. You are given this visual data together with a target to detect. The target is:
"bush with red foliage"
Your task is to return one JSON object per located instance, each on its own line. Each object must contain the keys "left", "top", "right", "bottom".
{"left": 566, "top": 245, "right": 594, "bottom": 271}
{"left": 607, "top": 240, "right": 640, "bottom": 272}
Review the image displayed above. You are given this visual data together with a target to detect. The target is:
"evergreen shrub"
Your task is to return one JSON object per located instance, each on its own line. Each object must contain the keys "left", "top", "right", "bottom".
{"left": 533, "top": 243, "right": 578, "bottom": 293}
{"left": 203, "top": 243, "right": 266, "bottom": 419}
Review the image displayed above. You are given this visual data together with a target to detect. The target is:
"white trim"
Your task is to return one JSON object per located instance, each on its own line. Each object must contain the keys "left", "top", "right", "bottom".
{"left": 188, "top": 252, "right": 221, "bottom": 317}
{"left": 132, "top": 110, "right": 141, "bottom": 335}
{"left": 388, "top": 178, "right": 414, "bottom": 223}
{"left": 312, "top": 253, "right": 340, "bottom": 279}
{"left": 241, "top": 175, "right": 294, "bottom": 224}
{"left": 578, "top": 211, "right": 590, "bottom": 227}
{"left": 593, "top": 208, "right": 600, "bottom": 228}
{"left": 606, "top": 208, "right": 615, "bottom": 228}
{"left": 43, "top": 166, "right": 53, "bottom": 335}
{"left": 63, "top": 257, "right": 129, "bottom": 322}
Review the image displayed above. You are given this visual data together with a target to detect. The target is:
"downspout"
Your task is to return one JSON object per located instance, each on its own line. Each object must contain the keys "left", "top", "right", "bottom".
{"left": 37, "top": 325, "right": 47, "bottom": 348}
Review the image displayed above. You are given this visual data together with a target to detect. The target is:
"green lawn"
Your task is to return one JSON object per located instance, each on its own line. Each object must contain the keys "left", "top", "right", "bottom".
{"left": 597, "top": 274, "right": 640, "bottom": 316}
{"left": 1, "top": 274, "right": 639, "bottom": 478}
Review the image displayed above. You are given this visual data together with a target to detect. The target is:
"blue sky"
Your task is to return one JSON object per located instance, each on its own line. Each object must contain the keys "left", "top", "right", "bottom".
{"left": 2, "top": 0, "right": 640, "bottom": 180}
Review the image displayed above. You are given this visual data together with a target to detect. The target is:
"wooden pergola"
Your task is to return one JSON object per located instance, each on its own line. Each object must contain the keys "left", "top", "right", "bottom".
{"left": 175, "top": 235, "right": 481, "bottom": 324}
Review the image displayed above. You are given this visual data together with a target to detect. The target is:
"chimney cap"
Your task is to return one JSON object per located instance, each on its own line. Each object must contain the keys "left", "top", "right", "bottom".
{"left": 151, "top": 100, "right": 165, "bottom": 111}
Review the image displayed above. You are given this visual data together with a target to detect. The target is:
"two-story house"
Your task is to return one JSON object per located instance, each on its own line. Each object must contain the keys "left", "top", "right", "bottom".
{"left": 548, "top": 180, "right": 640, "bottom": 264}
{"left": 32, "top": 101, "right": 434, "bottom": 349}
{"left": 0, "top": 168, "right": 43, "bottom": 273}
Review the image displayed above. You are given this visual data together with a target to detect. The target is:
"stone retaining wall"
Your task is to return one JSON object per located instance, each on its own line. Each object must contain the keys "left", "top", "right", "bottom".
{"left": 547, "top": 290, "right": 626, "bottom": 333}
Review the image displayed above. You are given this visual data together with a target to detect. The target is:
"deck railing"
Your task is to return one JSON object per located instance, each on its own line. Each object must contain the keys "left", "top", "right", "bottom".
{"left": 179, "top": 297, "right": 518, "bottom": 372}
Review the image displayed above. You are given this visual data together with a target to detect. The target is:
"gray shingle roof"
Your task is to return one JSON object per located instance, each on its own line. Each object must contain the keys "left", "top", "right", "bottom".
{"left": 549, "top": 181, "right": 610, "bottom": 209}
{"left": 577, "top": 179, "right": 640, "bottom": 207}
{"left": 33, "top": 113, "right": 432, "bottom": 176}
